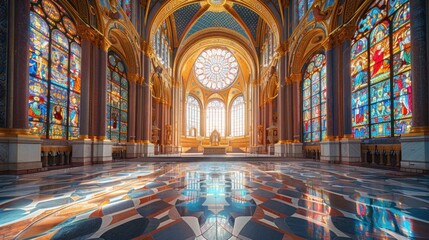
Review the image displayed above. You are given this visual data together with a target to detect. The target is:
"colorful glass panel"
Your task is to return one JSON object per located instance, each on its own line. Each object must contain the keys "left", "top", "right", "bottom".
{"left": 124, "top": 0, "right": 132, "bottom": 19}
{"left": 302, "top": 54, "right": 327, "bottom": 142}
{"left": 351, "top": 0, "right": 411, "bottom": 138}
{"left": 298, "top": 0, "right": 305, "bottom": 20}
{"left": 107, "top": 51, "right": 129, "bottom": 142}
{"left": 195, "top": 48, "right": 238, "bottom": 91}
{"left": 28, "top": 0, "right": 81, "bottom": 139}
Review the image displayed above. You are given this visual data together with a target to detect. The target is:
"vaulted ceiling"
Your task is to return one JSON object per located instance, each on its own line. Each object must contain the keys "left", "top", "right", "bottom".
{"left": 172, "top": 3, "right": 261, "bottom": 44}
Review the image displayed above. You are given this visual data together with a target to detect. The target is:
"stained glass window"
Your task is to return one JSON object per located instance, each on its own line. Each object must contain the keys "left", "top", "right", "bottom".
{"left": 123, "top": 0, "right": 131, "bottom": 19}
{"left": 231, "top": 96, "right": 245, "bottom": 137}
{"left": 261, "top": 27, "right": 274, "bottom": 69}
{"left": 186, "top": 95, "right": 201, "bottom": 137}
{"left": 152, "top": 22, "right": 171, "bottom": 70}
{"left": 195, "top": 48, "right": 238, "bottom": 91}
{"left": 206, "top": 99, "right": 226, "bottom": 137}
{"left": 28, "top": 0, "right": 81, "bottom": 139}
{"left": 107, "top": 51, "right": 129, "bottom": 142}
{"left": 298, "top": 0, "right": 314, "bottom": 20}
{"left": 302, "top": 54, "right": 327, "bottom": 142}
{"left": 351, "top": 0, "right": 411, "bottom": 138}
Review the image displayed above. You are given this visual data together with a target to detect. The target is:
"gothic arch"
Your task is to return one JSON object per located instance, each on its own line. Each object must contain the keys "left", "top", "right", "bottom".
{"left": 290, "top": 27, "right": 327, "bottom": 76}
{"left": 147, "top": 0, "right": 281, "bottom": 46}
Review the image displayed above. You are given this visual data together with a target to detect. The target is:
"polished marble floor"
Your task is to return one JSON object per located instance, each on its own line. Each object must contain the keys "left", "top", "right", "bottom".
{"left": 0, "top": 161, "right": 428, "bottom": 239}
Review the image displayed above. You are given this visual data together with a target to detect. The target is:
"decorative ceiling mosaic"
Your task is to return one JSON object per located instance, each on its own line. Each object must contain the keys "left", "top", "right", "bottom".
{"left": 184, "top": 11, "right": 249, "bottom": 40}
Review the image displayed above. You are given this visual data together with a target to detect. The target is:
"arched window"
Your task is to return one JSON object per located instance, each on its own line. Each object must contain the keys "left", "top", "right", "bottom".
{"left": 186, "top": 95, "right": 201, "bottom": 137}
{"left": 107, "top": 51, "right": 129, "bottom": 142}
{"left": 116, "top": 0, "right": 131, "bottom": 19}
{"left": 28, "top": 0, "right": 81, "bottom": 140}
{"left": 303, "top": 54, "right": 327, "bottom": 142}
{"left": 351, "top": 0, "right": 411, "bottom": 138}
{"left": 298, "top": 0, "right": 315, "bottom": 20}
{"left": 230, "top": 96, "right": 245, "bottom": 137}
{"left": 261, "top": 27, "right": 274, "bottom": 69}
{"left": 152, "top": 21, "right": 171, "bottom": 70}
{"left": 206, "top": 100, "right": 225, "bottom": 137}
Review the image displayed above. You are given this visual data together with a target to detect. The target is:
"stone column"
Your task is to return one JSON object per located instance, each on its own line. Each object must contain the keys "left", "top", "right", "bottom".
{"left": 0, "top": 0, "right": 42, "bottom": 174}
{"left": 339, "top": 26, "right": 362, "bottom": 164}
{"left": 291, "top": 74, "right": 303, "bottom": 157}
{"left": 275, "top": 77, "right": 288, "bottom": 156}
{"left": 126, "top": 78, "right": 138, "bottom": 158}
{"left": 320, "top": 39, "right": 340, "bottom": 163}
{"left": 72, "top": 27, "right": 93, "bottom": 166}
{"left": 401, "top": 0, "right": 429, "bottom": 172}
{"left": 285, "top": 80, "right": 293, "bottom": 156}
{"left": 93, "top": 39, "right": 113, "bottom": 163}
{"left": 141, "top": 51, "right": 154, "bottom": 157}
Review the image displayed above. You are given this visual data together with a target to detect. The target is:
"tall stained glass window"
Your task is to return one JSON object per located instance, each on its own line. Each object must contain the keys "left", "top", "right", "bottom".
{"left": 206, "top": 100, "right": 225, "bottom": 137}
{"left": 351, "top": 0, "right": 411, "bottom": 138}
{"left": 231, "top": 96, "right": 245, "bottom": 137}
{"left": 152, "top": 21, "right": 171, "bottom": 70}
{"left": 298, "top": 0, "right": 315, "bottom": 20}
{"left": 28, "top": 0, "right": 81, "bottom": 139}
{"left": 186, "top": 95, "right": 201, "bottom": 137}
{"left": 302, "top": 54, "right": 327, "bottom": 142}
{"left": 107, "top": 51, "right": 129, "bottom": 142}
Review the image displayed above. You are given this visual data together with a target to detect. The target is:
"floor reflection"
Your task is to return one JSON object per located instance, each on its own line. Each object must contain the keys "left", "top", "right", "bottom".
{"left": 0, "top": 161, "right": 428, "bottom": 239}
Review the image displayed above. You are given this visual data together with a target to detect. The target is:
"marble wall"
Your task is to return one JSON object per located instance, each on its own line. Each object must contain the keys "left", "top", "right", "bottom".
{"left": 0, "top": 0, "right": 8, "bottom": 128}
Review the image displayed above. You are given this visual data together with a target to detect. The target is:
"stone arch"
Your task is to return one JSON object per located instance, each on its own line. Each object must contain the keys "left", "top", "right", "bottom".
{"left": 106, "top": 22, "right": 140, "bottom": 78}
{"left": 147, "top": 0, "right": 281, "bottom": 46}
{"left": 290, "top": 27, "right": 327, "bottom": 76}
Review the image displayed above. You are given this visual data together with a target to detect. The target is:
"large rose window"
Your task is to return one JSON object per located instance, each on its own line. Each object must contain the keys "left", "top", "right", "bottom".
{"left": 194, "top": 48, "right": 238, "bottom": 91}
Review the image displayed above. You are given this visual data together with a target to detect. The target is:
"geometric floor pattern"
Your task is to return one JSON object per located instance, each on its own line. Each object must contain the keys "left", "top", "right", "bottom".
{"left": 0, "top": 161, "right": 429, "bottom": 239}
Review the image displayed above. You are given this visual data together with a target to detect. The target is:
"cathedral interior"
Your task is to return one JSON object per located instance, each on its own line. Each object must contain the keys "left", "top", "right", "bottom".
{"left": 1, "top": 0, "right": 429, "bottom": 239}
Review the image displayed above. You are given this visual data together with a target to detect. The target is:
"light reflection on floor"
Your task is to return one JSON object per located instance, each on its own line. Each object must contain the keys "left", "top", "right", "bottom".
{"left": 0, "top": 161, "right": 428, "bottom": 239}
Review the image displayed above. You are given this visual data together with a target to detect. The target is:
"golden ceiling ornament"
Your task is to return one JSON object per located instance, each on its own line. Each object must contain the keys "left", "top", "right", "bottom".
{"left": 207, "top": 0, "right": 227, "bottom": 12}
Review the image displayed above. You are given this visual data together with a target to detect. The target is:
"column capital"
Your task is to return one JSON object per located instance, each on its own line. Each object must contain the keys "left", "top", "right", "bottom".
{"left": 141, "top": 39, "right": 155, "bottom": 57}
{"left": 322, "top": 35, "right": 338, "bottom": 50}
{"left": 76, "top": 24, "right": 105, "bottom": 47}
{"left": 100, "top": 37, "right": 112, "bottom": 52}
{"left": 275, "top": 41, "right": 289, "bottom": 57}
{"left": 128, "top": 73, "right": 143, "bottom": 83}
{"left": 337, "top": 25, "right": 357, "bottom": 42}
{"left": 287, "top": 73, "right": 302, "bottom": 84}
{"left": 323, "top": 25, "right": 357, "bottom": 50}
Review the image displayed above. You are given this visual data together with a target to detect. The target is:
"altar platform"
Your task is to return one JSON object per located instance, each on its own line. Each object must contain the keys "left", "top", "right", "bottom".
{"left": 203, "top": 146, "right": 227, "bottom": 155}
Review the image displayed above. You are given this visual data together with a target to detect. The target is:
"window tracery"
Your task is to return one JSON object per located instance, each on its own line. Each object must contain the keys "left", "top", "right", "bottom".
{"left": 28, "top": 0, "right": 81, "bottom": 139}
{"left": 195, "top": 48, "right": 238, "bottom": 91}
{"left": 230, "top": 96, "right": 245, "bottom": 137}
{"left": 186, "top": 95, "right": 201, "bottom": 137}
{"left": 107, "top": 51, "right": 129, "bottom": 142}
{"left": 206, "top": 99, "right": 226, "bottom": 137}
{"left": 302, "top": 54, "right": 327, "bottom": 142}
{"left": 351, "top": 0, "right": 411, "bottom": 138}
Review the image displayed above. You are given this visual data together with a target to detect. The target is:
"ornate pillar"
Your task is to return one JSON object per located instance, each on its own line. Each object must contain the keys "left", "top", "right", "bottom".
{"left": 125, "top": 76, "right": 138, "bottom": 158}
{"left": 141, "top": 42, "right": 154, "bottom": 157}
{"left": 401, "top": 0, "right": 429, "bottom": 172}
{"left": 135, "top": 79, "right": 143, "bottom": 141}
{"left": 0, "top": 0, "right": 9, "bottom": 128}
{"left": 320, "top": 37, "right": 341, "bottom": 163}
{"left": 11, "top": 0, "right": 30, "bottom": 130}
{"left": 290, "top": 74, "right": 303, "bottom": 157}
{"left": 72, "top": 25, "right": 97, "bottom": 166}
{"left": 92, "top": 38, "right": 113, "bottom": 163}
{"left": 0, "top": 0, "right": 42, "bottom": 174}
{"left": 339, "top": 26, "right": 362, "bottom": 164}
